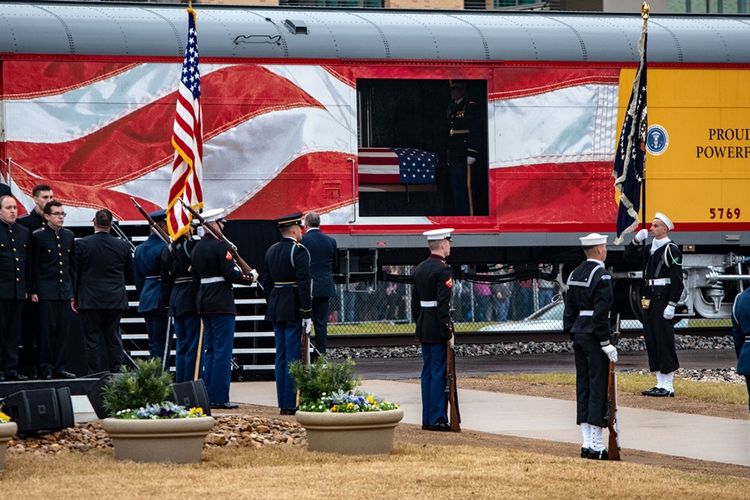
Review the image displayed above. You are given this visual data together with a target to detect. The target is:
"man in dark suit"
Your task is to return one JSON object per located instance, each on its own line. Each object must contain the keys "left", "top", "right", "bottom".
{"left": 0, "top": 195, "right": 30, "bottom": 381}
{"left": 29, "top": 200, "right": 76, "bottom": 379}
{"left": 73, "top": 209, "right": 132, "bottom": 374}
{"left": 191, "top": 209, "right": 255, "bottom": 409}
{"left": 18, "top": 184, "right": 53, "bottom": 378}
{"left": 411, "top": 228, "right": 454, "bottom": 431}
{"left": 260, "top": 213, "right": 312, "bottom": 415}
{"left": 133, "top": 209, "right": 169, "bottom": 360}
{"left": 301, "top": 211, "right": 337, "bottom": 355}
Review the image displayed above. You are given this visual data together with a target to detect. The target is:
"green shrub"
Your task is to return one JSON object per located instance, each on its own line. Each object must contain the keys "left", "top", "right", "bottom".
{"left": 102, "top": 359, "right": 173, "bottom": 417}
{"left": 289, "top": 357, "right": 359, "bottom": 406}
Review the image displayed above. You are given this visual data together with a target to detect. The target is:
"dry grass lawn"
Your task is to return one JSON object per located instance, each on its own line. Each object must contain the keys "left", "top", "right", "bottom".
{"left": 2, "top": 440, "right": 749, "bottom": 499}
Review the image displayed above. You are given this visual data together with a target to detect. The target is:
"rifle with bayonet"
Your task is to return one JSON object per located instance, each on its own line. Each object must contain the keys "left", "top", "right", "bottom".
{"left": 130, "top": 197, "right": 171, "bottom": 245}
{"left": 446, "top": 321, "right": 461, "bottom": 432}
{"left": 178, "top": 199, "right": 256, "bottom": 277}
{"left": 607, "top": 315, "right": 621, "bottom": 460}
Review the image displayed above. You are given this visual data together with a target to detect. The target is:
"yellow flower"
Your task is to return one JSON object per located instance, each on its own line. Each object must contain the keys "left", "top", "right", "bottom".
{"left": 0, "top": 411, "right": 10, "bottom": 423}
{"left": 366, "top": 395, "right": 375, "bottom": 404}
{"left": 188, "top": 407, "right": 204, "bottom": 417}
{"left": 347, "top": 402, "right": 354, "bottom": 409}
{"left": 331, "top": 405, "right": 337, "bottom": 412}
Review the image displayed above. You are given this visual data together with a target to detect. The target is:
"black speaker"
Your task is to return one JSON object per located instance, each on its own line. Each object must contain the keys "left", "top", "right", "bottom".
{"left": 86, "top": 372, "right": 123, "bottom": 419}
{"left": 169, "top": 380, "right": 211, "bottom": 416}
{"left": 2, "top": 387, "right": 74, "bottom": 434}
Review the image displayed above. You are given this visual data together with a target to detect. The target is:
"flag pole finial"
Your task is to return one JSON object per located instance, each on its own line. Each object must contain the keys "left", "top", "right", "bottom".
{"left": 641, "top": 2, "right": 650, "bottom": 20}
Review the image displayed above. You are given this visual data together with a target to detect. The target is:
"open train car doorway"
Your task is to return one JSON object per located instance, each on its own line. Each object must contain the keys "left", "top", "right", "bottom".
{"left": 357, "top": 79, "right": 489, "bottom": 217}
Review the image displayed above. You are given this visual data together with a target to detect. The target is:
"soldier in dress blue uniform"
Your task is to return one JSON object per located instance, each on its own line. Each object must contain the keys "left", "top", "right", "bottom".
{"left": 0, "top": 195, "right": 30, "bottom": 381}
{"left": 411, "top": 228, "right": 454, "bottom": 431}
{"left": 73, "top": 209, "right": 132, "bottom": 374}
{"left": 301, "top": 211, "right": 337, "bottom": 355}
{"left": 447, "top": 81, "right": 481, "bottom": 216}
{"left": 260, "top": 213, "right": 312, "bottom": 415}
{"left": 29, "top": 200, "right": 76, "bottom": 379}
{"left": 563, "top": 233, "right": 617, "bottom": 460}
{"left": 18, "top": 184, "right": 53, "bottom": 379}
{"left": 624, "top": 212, "right": 684, "bottom": 397}
{"left": 730, "top": 287, "right": 750, "bottom": 413}
{"left": 191, "top": 208, "right": 255, "bottom": 409}
{"left": 133, "top": 209, "right": 169, "bottom": 360}
{"left": 161, "top": 222, "right": 200, "bottom": 383}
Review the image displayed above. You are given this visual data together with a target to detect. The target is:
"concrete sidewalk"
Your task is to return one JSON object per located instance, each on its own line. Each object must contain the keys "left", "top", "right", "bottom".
{"left": 230, "top": 380, "right": 750, "bottom": 467}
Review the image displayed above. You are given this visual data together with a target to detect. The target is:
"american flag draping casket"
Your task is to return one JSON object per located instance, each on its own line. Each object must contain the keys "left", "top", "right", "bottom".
{"left": 358, "top": 148, "right": 439, "bottom": 185}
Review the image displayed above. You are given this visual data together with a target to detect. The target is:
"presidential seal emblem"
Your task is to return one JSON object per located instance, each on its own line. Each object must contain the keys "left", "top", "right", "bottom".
{"left": 646, "top": 124, "right": 669, "bottom": 155}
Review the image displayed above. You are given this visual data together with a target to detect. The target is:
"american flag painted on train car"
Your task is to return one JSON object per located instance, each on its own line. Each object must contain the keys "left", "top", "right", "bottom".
{"left": 0, "top": 62, "right": 620, "bottom": 229}
{"left": 358, "top": 147, "right": 438, "bottom": 185}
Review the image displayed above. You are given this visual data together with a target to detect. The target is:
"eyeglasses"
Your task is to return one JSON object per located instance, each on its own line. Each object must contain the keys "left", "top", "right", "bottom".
{"left": 50, "top": 212, "right": 67, "bottom": 217}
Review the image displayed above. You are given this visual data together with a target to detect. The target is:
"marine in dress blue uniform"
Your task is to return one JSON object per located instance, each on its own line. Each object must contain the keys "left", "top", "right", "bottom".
{"left": 161, "top": 225, "right": 200, "bottom": 383}
{"left": 260, "top": 213, "right": 312, "bottom": 415}
{"left": 133, "top": 209, "right": 169, "bottom": 360}
{"left": 447, "top": 81, "right": 482, "bottom": 216}
{"left": 730, "top": 288, "right": 750, "bottom": 412}
{"left": 29, "top": 200, "right": 76, "bottom": 379}
{"left": 563, "top": 233, "right": 617, "bottom": 460}
{"left": 73, "top": 209, "right": 133, "bottom": 374}
{"left": 411, "top": 228, "right": 454, "bottom": 431}
{"left": 190, "top": 208, "right": 254, "bottom": 409}
{"left": 300, "top": 211, "right": 337, "bottom": 355}
{"left": 624, "top": 212, "right": 684, "bottom": 397}
{"left": 0, "top": 195, "right": 30, "bottom": 381}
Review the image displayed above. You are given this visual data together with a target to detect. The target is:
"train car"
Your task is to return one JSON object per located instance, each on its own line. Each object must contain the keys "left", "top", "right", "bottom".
{"left": 1, "top": 2, "right": 750, "bottom": 320}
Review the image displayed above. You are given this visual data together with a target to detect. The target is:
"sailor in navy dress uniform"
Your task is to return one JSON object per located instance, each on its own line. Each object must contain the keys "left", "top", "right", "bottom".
{"left": 190, "top": 208, "right": 255, "bottom": 409}
{"left": 730, "top": 287, "right": 750, "bottom": 412}
{"left": 411, "top": 228, "right": 454, "bottom": 431}
{"left": 29, "top": 200, "right": 76, "bottom": 379}
{"left": 260, "top": 213, "right": 312, "bottom": 415}
{"left": 133, "top": 209, "right": 169, "bottom": 360}
{"left": 563, "top": 233, "right": 617, "bottom": 460}
{"left": 161, "top": 223, "right": 200, "bottom": 383}
{"left": 0, "top": 195, "right": 30, "bottom": 381}
{"left": 624, "top": 212, "right": 684, "bottom": 397}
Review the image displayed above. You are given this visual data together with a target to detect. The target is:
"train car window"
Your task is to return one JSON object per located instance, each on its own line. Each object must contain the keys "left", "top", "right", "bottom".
{"left": 357, "top": 79, "right": 488, "bottom": 217}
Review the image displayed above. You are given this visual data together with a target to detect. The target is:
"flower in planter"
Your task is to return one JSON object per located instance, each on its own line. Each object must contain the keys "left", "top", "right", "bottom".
{"left": 102, "top": 358, "right": 203, "bottom": 419}
{"left": 0, "top": 409, "right": 10, "bottom": 423}
{"left": 290, "top": 357, "right": 399, "bottom": 413}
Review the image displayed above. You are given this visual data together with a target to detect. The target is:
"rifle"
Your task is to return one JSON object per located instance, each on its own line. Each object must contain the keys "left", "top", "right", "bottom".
{"left": 178, "top": 200, "right": 256, "bottom": 276}
{"left": 446, "top": 322, "right": 461, "bottom": 432}
{"left": 607, "top": 361, "right": 621, "bottom": 460}
{"left": 130, "top": 197, "right": 170, "bottom": 245}
{"left": 301, "top": 321, "right": 311, "bottom": 366}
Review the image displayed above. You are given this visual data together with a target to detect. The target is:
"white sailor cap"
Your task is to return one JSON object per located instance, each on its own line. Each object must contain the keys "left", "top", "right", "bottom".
{"left": 201, "top": 208, "right": 226, "bottom": 223}
{"left": 579, "top": 233, "right": 608, "bottom": 246}
{"left": 423, "top": 228, "right": 454, "bottom": 241}
{"left": 653, "top": 212, "right": 674, "bottom": 231}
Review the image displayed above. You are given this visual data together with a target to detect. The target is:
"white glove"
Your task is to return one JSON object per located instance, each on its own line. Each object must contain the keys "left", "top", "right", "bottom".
{"left": 663, "top": 304, "right": 675, "bottom": 320}
{"left": 448, "top": 336, "right": 455, "bottom": 348}
{"left": 467, "top": 156, "right": 476, "bottom": 166}
{"left": 601, "top": 344, "right": 618, "bottom": 363}
{"left": 634, "top": 228, "right": 648, "bottom": 244}
{"left": 302, "top": 318, "right": 312, "bottom": 334}
{"left": 250, "top": 269, "right": 259, "bottom": 281}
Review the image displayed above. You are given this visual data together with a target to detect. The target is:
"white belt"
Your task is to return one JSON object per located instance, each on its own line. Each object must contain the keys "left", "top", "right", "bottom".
{"left": 174, "top": 277, "right": 192, "bottom": 284}
{"left": 145, "top": 275, "right": 160, "bottom": 280}
{"left": 579, "top": 310, "right": 594, "bottom": 316}
{"left": 420, "top": 301, "right": 438, "bottom": 307}
{"left": 648, "top": 278, "right": 671, "bottom": 286}
{"left": 200, "top": 277, "right": 225, "bottom": 284}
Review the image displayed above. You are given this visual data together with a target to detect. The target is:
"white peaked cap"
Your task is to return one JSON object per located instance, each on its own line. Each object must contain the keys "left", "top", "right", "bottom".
{"left": 201, "top": 208, "right": 226, "bottom": 223}
{"left": 653, "top": 212, "right": 674, "bottom": 231}
{"left": 579, "top": 233, "right": 608, "bottom": 246}
{"left": 423, "top": 228, "right": 454, "bottom": 241}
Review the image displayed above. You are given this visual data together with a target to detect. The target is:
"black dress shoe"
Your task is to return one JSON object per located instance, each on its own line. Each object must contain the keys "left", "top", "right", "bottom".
{"left": 588, "top": 449, "right": 608, "bottom": 460}
{"left": 5, "top": 372, "right": 29, "bottom": 381}
{"left": 210, "top": 402, "right": 239, "bottom": 410}
{"left": 421, "top": 422, "right": 451, "bottom": 432}
{"left": 41, "top": 371, "right": 53, "bottom": 380}
{"left": 650, "top": 387, "right": 675, "bottom": 397}
{"left": 580, "top": 447, "right": 593, "bottom": 459}
{"left": 641, "top": 386, "right": 660, "bottom": 396}
{"left": 53, "top": 371, "right": 77, "bottom": 379}
{"left": 0, "top": 372, "right": 5, "bottom": 382}
{"left": 279, "top": 408, "right": 297, "bottom": 415}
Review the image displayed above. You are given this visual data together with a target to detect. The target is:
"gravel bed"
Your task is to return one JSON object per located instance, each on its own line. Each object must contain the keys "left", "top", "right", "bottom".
{"left": 6, "top": 415, "right": 305, "bottom": 456}
{"left": 327, "top": 334, "right": 736, "bottom": 360}
{"left": 622, "top": 367, "right": 746, "bottom": 385}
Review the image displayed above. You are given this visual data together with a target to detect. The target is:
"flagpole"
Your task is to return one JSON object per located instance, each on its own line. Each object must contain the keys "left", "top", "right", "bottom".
{"left": 640, "top": 2, "right": 649, "bottom": 231}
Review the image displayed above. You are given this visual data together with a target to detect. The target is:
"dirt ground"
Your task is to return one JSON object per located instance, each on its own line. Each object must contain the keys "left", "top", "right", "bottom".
{"left": 224, "top": 402, "right": 750, "bottom": 481}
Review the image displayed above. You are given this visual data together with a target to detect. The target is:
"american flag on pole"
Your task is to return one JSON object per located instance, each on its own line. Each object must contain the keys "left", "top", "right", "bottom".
{"left": 613, "top": 17, "right": 648, "bottom": 245}
{"left": 167, "top": 7, "right": 204, "bottom": 240}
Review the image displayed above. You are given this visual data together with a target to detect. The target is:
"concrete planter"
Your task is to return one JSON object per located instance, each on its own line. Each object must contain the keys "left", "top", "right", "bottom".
{"left": 0, "top": 422, "right": 17, "bottom": 470}
{"left": 102, "top": 416, "right": 215, "bottom": 463}
{"left": 296, "top": 408, "right": 403, "bottom": 455}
